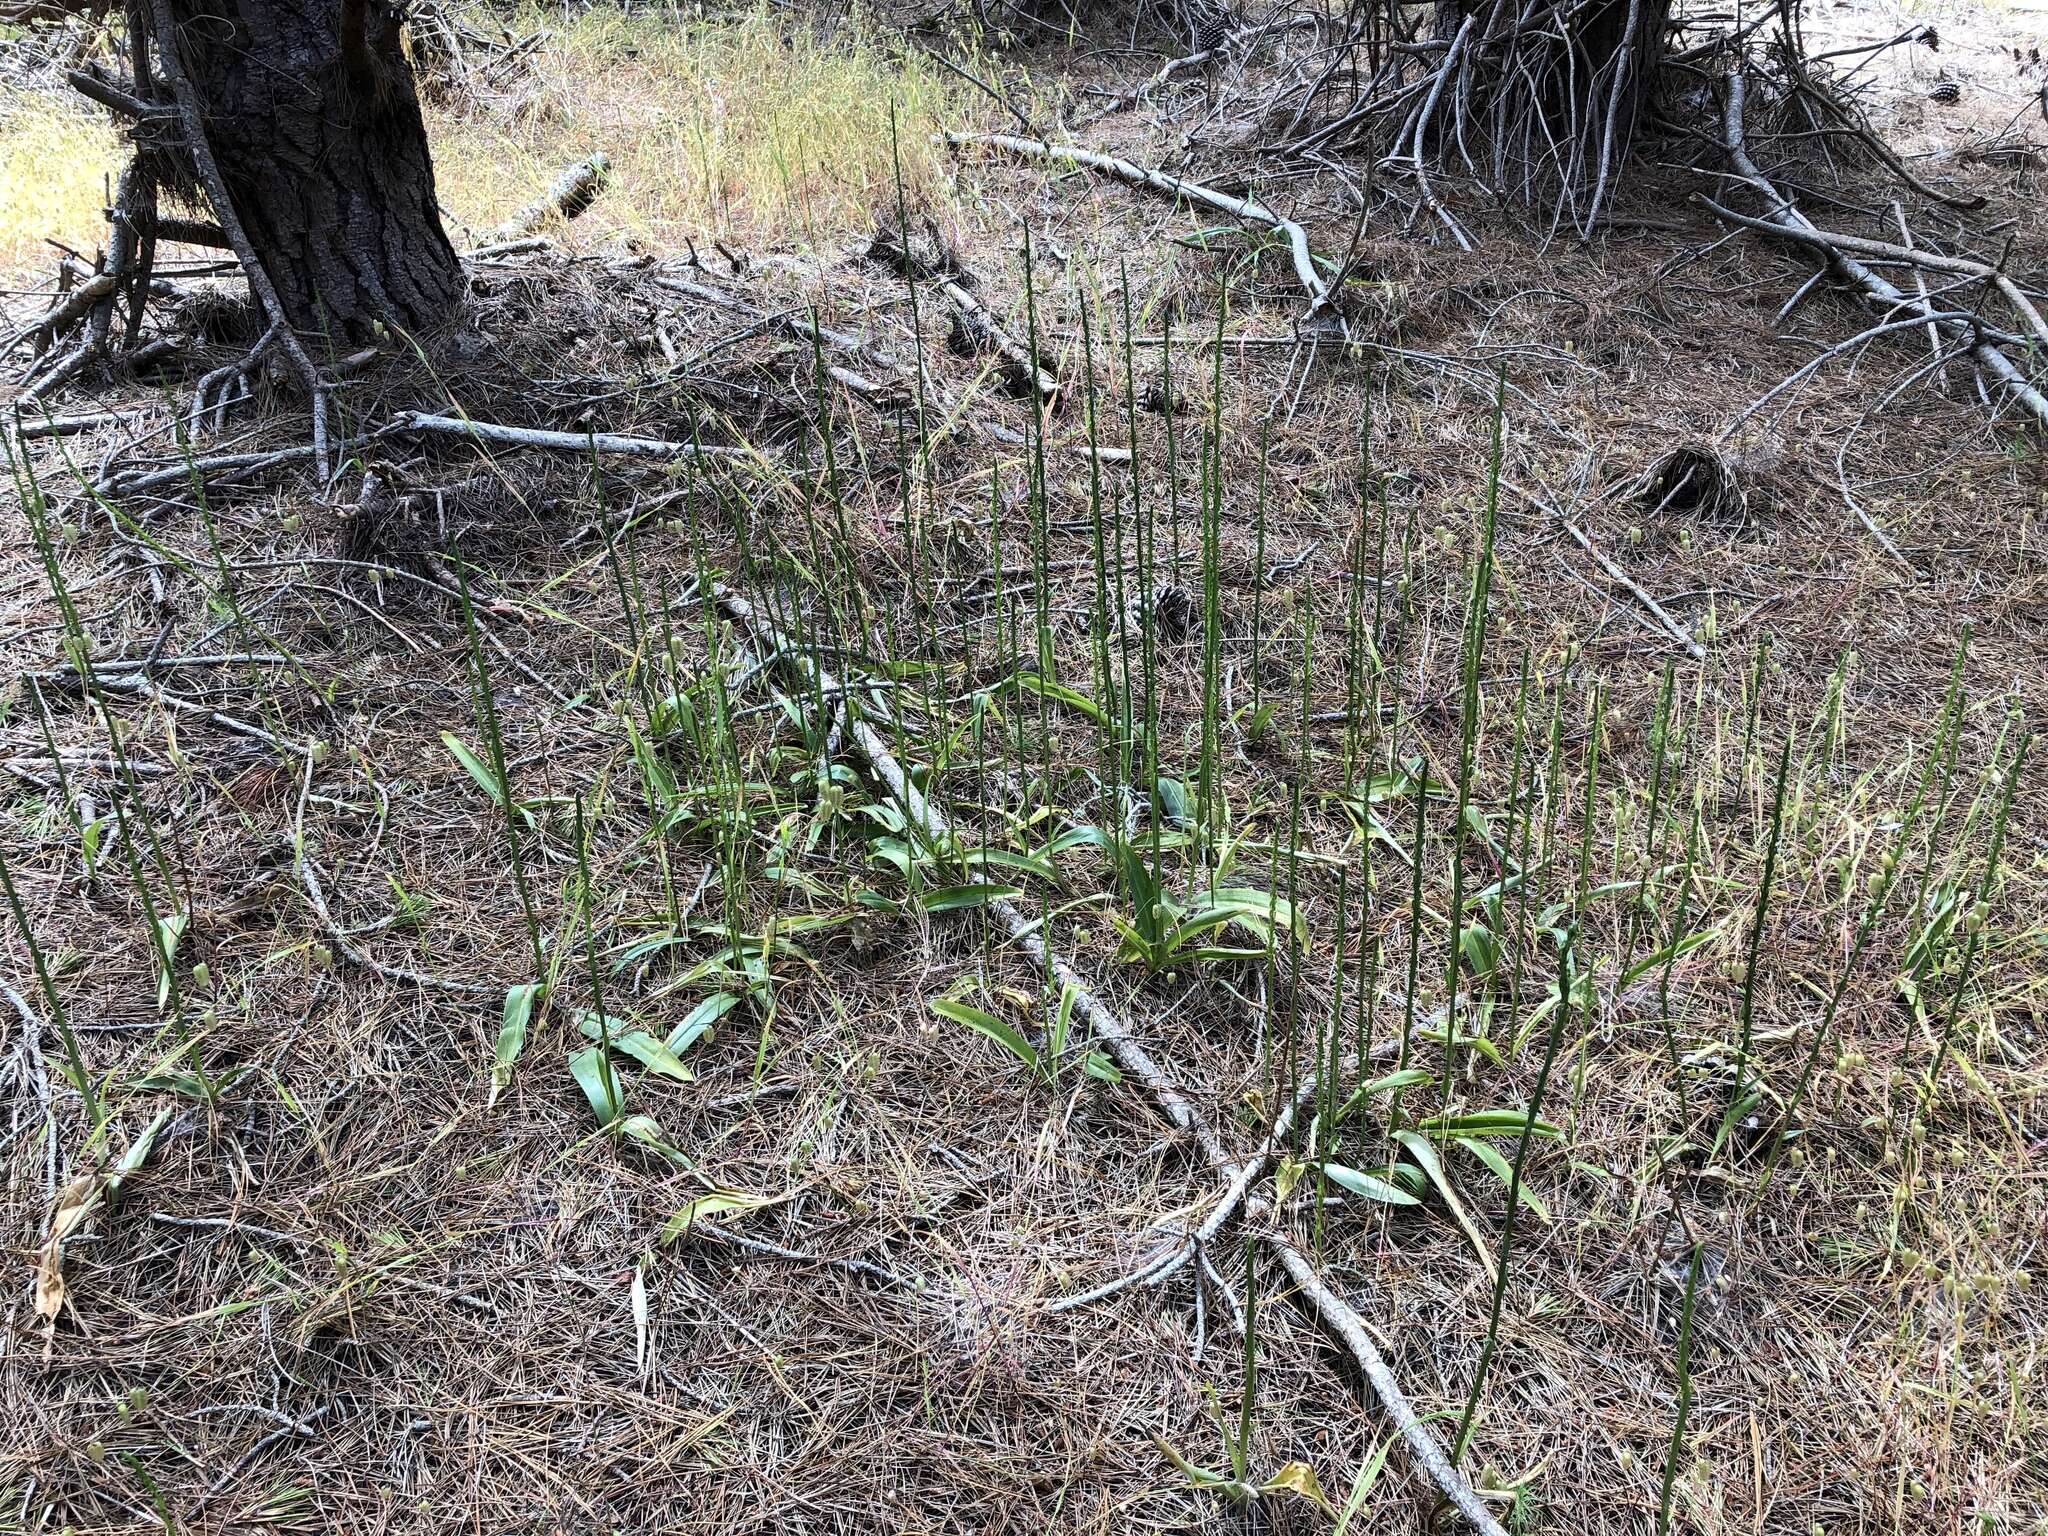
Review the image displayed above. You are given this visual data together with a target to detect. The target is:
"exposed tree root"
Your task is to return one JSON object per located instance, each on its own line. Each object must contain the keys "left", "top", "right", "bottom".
{"left": 1279, "top": 0, "right": 1671, "bottom": 234}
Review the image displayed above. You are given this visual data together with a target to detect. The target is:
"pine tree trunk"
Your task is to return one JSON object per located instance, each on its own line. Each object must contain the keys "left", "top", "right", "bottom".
{"left": 167, "top": 0, "right": 461, "bottom": 345}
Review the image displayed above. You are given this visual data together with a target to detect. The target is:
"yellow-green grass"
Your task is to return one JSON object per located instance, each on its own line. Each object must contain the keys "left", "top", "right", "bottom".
{"left": 0, "top": 87, "right": 123, "bottom": 280}
{"left": 0, "top": 8, "right": 961, "bottom": 282}
{"left": 429, "top": 6, "right": 963, "bottom": 250}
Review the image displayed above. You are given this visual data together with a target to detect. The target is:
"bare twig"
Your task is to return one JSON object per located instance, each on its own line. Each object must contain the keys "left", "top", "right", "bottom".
{"left": 1501, "top": 479, "right": 1707, "bottom": 658}
{"left": 1716, "top": 73, "right": 2048, "bottom": 436}
{"left": 1047, "top": 1071, "right": 1323, "bottom": 1311}
{"left": 1891, "top": 202, "right": 1945, "bottom": 393}
{"left": 290, "top": 748, "right": 490, "bottom": 996}
{"left": 944, "top": 130, "right": 1349, "bottom": 337}
{"left": 390, "top": 411, "right": 752, "bottom": 459}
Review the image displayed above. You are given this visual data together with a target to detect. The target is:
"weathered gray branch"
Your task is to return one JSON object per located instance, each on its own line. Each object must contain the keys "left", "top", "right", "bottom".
{"left": 390, "top": 410, "right": 749, "bottom": 459}
{"left": 1717, "top": 73, "right": 2048, "bottom": 434}
{"left": 945, "top": 130, "right": 1348, "bottom": 338}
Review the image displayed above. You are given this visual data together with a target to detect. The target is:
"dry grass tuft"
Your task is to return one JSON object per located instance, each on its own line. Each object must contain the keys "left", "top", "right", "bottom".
{"left": 427, "top": 6, "right": 963, "bottom": 249}
{"left": 0, "top": 87, "right": 122, "bottom": 275}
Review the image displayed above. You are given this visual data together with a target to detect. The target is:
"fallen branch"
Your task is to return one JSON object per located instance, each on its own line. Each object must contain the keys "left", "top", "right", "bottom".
{"left": 710, "top": 1226, "right": 933, "bottom": 1300}
{"left": 940, "top": 276, "right": 1058, "bottom": 401}
{"left": 5, "top": 272, "right": 118, "bottom": 359}
{"left": 3, "top": 979, "right": 56, "bottom": 1202}
{"left": 1719, "top": 309, "right": 1998, "bottom": 444}
{"left": 47, "top": 669, "right": 294, "bottom": 752}
{"left": 944, "top": 130, "right": 1347, "bottom": 337}
{"left": 716, "top": 583, "right": 1507, "bottom": 1536}
{"left": 65, "top": 62, "right": 159, "bottom": 120}
{"left": 390, "top": 410, "right": 750, "bottom": 459}
{"left": 1405, "top": 13, "right": 1478, "bottom": 251}
{"left": 1891, "top": 202, "right": 1945, "bottom": 393}
{"left": 1784, "top": 75, "right": 1986, "bottom": 213}
{"left": 100, "top": 441, "right": 327, "bottom": 497}
{"left": 6, "top": 407, "right": 143, "bottom": 441}
{"left": 130, "top": 211, "right": 232, "bottom": 249}
{"left": 465, "top": 235, "right": 552, "bottom": 260}
{"left": 492, "top": 153, "right": 612, "bottom": 241}
{"left": 867, "top": 225, "right": 1056, "bottom": 401}
{"left": 1072, "top": 43, "right": 1222, "bottom": 127}
{"left": 1717, "top": 73, "right": 2048, "bottom": 437}
{"left": 1694, "top": 195, "right": 2048, "bottom": 349}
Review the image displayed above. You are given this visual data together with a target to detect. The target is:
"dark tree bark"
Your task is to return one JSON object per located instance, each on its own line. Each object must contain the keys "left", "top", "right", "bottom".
{"left": 166, "top": 0, "right": 461, "bottom": 344}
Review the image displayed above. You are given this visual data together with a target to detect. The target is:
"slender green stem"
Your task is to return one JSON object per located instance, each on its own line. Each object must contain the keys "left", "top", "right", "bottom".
{"left": 453, "top": 562, "right": 545, "bottom": 975}
{"left": 1654, "top": 1243, "right": 1704, "bottom": 1536}
{"left": 0, "top": 847, "right": 101, "bottom": 1130}
{"left": 1453, "top": 919, "right": 1578, "bottom": 1463}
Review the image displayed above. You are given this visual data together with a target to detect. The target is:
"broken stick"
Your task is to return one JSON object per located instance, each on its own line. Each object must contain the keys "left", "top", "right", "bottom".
{"left": 492, "top": 153, "right": 613, "bottom": 242}
{"left": 945, "top": 130, "right": 1348, "bottom": 338}
{"left": 390, "top": 410, "right": 750, "bottom": 459}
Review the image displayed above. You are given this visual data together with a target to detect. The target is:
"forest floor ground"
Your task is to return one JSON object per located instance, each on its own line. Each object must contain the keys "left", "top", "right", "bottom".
{"left": 5, "top": 2, "right": 2048, "bottom": 1533}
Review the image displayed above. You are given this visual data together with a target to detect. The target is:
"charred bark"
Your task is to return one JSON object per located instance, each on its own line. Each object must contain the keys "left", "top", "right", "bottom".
{"left": 164, "top": 0, "right": 461, "bottom": 344}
